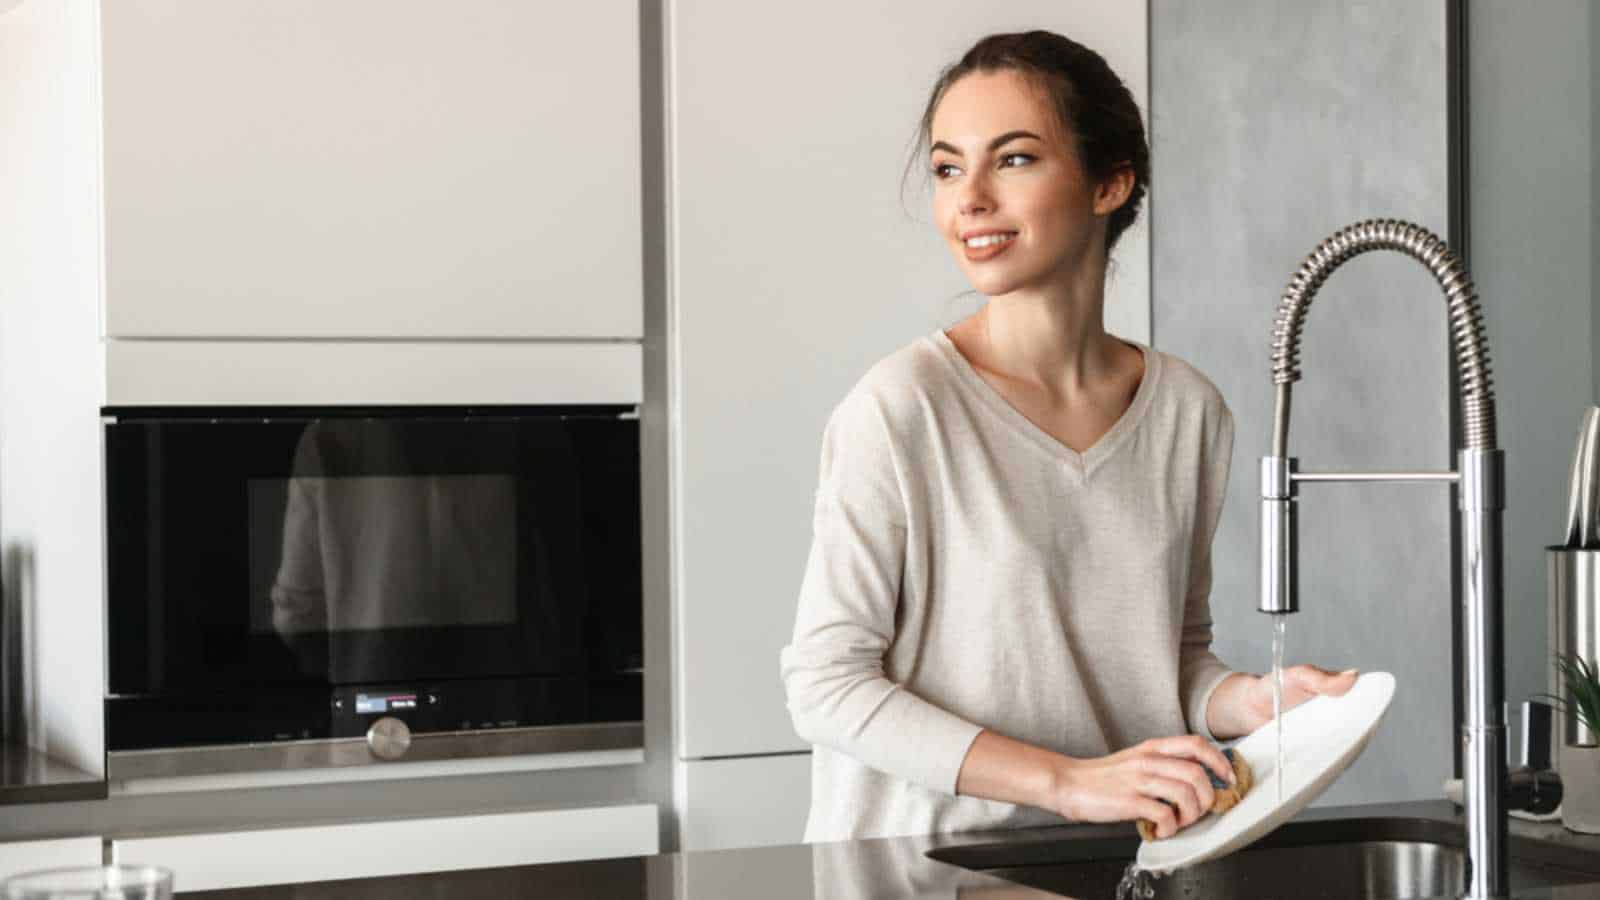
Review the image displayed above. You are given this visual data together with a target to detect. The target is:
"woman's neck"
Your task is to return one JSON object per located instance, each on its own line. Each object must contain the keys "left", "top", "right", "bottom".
{"left": 977, "top": 262, "right": 1123, "bottom": 400}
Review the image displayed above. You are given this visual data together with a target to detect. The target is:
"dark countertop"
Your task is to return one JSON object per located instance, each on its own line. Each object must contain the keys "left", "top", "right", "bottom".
{"left": 0, "top": 743, "right": 106, "bottom": 806}
{"left": 175, "top": 799, "right": 1600, "bottom": 899}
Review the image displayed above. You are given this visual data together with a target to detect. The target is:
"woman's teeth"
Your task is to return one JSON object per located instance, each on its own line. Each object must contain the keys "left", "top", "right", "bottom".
{"left": 965, "top": 232, "right": 1016, "bottom": 248}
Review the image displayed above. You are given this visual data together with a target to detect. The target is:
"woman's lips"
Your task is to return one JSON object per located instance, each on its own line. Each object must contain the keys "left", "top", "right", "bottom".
{"left": 962, "top": 233, "right": 1017, "bottom": 262}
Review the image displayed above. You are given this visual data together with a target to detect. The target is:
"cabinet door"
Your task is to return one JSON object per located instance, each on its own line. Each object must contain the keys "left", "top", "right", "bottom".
{"left": 0, "top": 837, "right": 103, "bottom": 882}
{"left": 105, "top": 340, "right": 642, "bottom": 405}
{"left": 100, "top": 0, "right": 641, "bottom": 339}
{"left": 110, "top": 804, "right": 657, "bottom": 892}
{"left": 671, "top": 1, "right": 1149, "bottom": 758}
{"left": 677, "top": 755, "right": 810, "bottom": 852}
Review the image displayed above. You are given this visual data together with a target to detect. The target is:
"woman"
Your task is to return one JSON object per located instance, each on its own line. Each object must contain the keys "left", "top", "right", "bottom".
{"left": 779, "top": 30, "right": 1357, "bottom": 844}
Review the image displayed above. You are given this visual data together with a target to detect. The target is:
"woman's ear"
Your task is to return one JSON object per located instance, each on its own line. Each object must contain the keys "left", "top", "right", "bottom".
{"left": 1093, "top": 163, "right": 1136, "bottom": 216}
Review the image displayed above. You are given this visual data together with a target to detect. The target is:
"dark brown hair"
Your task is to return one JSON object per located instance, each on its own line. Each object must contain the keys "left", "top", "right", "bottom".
{"left": 903, "top": 30, "right": 1150, "bottom": 257}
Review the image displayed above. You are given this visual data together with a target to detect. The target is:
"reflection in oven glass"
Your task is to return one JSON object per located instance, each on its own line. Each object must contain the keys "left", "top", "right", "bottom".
{"left": 248, "top": 421, "right": 519, "bottom": 681}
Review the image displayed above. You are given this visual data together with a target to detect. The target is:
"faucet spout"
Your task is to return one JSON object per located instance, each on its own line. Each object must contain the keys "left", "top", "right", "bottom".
{"left": 1259, "top": 219, "right": 1506, "bottom": 899}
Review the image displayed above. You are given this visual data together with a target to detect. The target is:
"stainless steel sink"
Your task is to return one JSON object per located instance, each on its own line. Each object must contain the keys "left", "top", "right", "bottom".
{"left": 927, "top": 816, "right": 1600, "bottom": 899}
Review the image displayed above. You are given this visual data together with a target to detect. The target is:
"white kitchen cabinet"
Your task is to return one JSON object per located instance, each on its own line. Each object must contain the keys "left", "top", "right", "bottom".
{"left": 2, "top": 0, "right": 644, "bottom": 782}
{"left": 676, "top": 755, "right": 810, "bottom": 852}
{"left": 98, "top": 0, "right": 641, "bottom": 340}
{"left": 669, "top": 0, "right": 1150, "bottom": 760}
{"left": 106, "top": 341, "right": 642, "bottom": 406}
{"left": 109, "top": 804, "right": 657, "bottom": 892}
{"left": 0, "top": 837, "right": 103, "bottom": 882}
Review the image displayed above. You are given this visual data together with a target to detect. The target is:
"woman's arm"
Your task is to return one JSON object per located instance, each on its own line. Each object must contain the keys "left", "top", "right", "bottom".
{"left": 781, "top": 392, "right": 991, "bottom": 795}
{"left": 954, "top": 729, "right": 1238, "bottom": 839}
{"left": 781, "top": 486, "right": 990, "bottom": 796}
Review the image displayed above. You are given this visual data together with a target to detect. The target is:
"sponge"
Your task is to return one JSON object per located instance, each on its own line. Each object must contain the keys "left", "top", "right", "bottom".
{"left": 1137, "top": 747, "right": 1254, "bottom": 841}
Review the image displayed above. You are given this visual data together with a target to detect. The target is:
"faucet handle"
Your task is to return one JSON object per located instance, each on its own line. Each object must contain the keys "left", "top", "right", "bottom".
{"left": 1259, "top": 456, "right": 1299, "bottom": 615}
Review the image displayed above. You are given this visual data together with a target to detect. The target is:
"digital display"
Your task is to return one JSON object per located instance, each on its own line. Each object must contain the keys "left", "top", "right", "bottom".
{"left": 355, "top": 693, "right": 417, "bottom": 715}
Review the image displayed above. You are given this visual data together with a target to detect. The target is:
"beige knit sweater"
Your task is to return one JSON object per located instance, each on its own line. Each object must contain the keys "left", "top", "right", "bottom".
{"left": 780, "top": 330, "right": 1239, "bottom": 842}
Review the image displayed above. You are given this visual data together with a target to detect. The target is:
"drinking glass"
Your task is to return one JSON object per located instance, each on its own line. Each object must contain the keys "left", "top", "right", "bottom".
{"left": 1, "top": 865, "right": 173, "bottom": 900}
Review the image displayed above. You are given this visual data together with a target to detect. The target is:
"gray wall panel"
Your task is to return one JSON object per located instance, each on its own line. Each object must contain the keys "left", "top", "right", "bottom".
{"left": 1151, "top": 0, "right": 1452, "bottom": 804}
{"left": 1467, "top": 0, "right": 1592, "bottom": 765}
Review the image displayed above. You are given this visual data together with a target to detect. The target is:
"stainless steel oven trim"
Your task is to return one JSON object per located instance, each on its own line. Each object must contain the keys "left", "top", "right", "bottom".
{"left": 106, "top": 721, "right": 643, "bottom": 780}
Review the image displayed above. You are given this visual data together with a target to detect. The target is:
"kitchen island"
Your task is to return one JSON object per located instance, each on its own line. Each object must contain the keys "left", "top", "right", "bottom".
{"left": 177, "top": 800, "right": 1600, "bottom": 899}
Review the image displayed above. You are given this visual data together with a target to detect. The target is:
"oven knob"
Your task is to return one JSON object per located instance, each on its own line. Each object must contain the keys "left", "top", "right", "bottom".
{"left": 366, "top": 716, "right": 412, "bottom": 761}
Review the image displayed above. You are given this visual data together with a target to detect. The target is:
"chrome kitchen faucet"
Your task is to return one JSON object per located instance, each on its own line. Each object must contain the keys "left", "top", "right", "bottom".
{"left": 1258, "top": 219, "right": 1506, "bottom": 899}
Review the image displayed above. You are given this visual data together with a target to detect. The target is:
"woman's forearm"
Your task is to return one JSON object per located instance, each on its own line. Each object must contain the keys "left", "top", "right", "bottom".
{"left": 954, "top": 727, "right": 1241, "bottom": 836}
{"left": 957, "top": 674, "right": 1260, "bottom": 808}
{"left": 954, "top": 685, "right": 1255, "bottom": 812}
{"left": 1204, "top": 672, "right": 1260, "bottom": 740}
{"left": 954, "top": 729, "right": 1070, "bottom": 810}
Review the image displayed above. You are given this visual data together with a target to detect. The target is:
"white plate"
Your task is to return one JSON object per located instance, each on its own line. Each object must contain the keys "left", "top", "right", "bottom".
{"left": 1134, "top": 671, "right": 1396, "bottom": 875}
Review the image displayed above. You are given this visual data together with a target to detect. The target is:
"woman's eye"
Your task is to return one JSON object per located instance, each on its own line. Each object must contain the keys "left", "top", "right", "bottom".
{"left": 931, "top": 154, "right": 1031, "bottom": 180}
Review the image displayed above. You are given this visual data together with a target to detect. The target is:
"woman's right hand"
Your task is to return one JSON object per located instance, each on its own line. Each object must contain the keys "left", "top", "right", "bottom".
{"left": 1050, "top": 736, "right": 1237, "bottom": 839}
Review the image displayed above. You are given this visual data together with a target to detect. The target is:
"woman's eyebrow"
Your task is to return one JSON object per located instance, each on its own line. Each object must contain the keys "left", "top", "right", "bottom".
{"left": 929, "top": 129, "right": 1042, "bottom": 157}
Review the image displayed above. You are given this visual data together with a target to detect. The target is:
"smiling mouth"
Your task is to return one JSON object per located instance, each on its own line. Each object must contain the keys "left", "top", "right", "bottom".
{"left": 963, "top": 232, "right": 1018, "bottom": 261}
{"left": 963, "top": 232, "right": 1017, "bottom": 249}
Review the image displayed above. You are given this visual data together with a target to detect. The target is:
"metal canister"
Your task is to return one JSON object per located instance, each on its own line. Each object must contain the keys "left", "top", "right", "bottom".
{"left": 1550, "top": 548, "right": 1600, "bottom": 753}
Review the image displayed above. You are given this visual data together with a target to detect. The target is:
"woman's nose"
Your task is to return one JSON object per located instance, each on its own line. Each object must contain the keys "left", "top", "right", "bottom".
{"left": 958, "top": 171, "right": 993, "bottom": 216}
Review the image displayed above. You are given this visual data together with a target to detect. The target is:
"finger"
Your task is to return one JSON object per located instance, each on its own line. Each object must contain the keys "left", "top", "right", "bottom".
{"left": 1136, "top": 798, "right": 1179, "bottom": 839}
{"left": 1289, "top": 664, "right": 1359, "bottom": 696}
{"left": 1144, "top": 757, "right": 1217, "bottom": 815}
{"left": 1327, "top": 668, "right": 1359, "bottom": 695}
{"left": 1151, "top": 735, "right": 1237, "bottom": 787}
{"left": 1141, "top": 773, "right": 1203, "bottom": 829}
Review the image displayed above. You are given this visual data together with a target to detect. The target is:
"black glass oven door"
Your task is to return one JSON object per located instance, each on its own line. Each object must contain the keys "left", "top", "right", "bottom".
{"left": 104, "top": 408, "right": 642, "bottom": 747}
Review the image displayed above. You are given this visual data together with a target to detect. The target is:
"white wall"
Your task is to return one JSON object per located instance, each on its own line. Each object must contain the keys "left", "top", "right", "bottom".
{"left": 666, "top": 1, "right": 1150, "bottom": 849}
{"left": 0, "top": 0, "right": 107, "bottom": 774}
{"left": 668, "top": 0, "right": 1151, "bottom": 764}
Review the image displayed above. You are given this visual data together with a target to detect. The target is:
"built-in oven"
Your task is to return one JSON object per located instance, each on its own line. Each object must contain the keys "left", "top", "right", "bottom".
{"left": 103, "top": 405, "right": 642, "bottom": 779}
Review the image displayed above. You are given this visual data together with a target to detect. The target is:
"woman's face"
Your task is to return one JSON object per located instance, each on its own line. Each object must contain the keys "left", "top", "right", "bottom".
{"left": 928, "top": 70, "right": 1126, "bottom": 298}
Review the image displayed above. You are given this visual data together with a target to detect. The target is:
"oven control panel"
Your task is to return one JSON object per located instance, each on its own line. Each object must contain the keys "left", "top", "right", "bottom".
{"left": 105, "top": 672, "right": 641, "bottom": 751}
{"left": 331, "top": 685, "right": 450, "bottom": 735}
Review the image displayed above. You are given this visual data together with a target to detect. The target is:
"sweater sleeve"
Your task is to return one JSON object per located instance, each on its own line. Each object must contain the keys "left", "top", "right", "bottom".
{"left": 779, "top": 390, "right": 985, "bottom": 796}
{"left": 1180, "top": 400, "right": 1241, "bottom": 740}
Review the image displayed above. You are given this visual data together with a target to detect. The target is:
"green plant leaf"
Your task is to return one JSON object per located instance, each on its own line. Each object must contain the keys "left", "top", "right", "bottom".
{"left": 1553, "top": 653, "right": 1600, "bottom": 736}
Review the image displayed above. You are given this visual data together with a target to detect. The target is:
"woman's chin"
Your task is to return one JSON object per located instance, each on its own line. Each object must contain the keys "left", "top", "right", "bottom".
{"left": 964, "top": 272, "right": 1034, "bottom": 299}
{"left": 960, "top": 255, "right": 1058, "bottom": 295}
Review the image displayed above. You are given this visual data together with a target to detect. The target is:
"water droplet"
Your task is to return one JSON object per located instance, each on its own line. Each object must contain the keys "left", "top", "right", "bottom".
{"left": 1117, "top": 862, "right": 1166, "bottom": 900}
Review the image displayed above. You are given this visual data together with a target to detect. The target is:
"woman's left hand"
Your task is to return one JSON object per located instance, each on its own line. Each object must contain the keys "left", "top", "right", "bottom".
{"left": 1240, "top": 665, "right": 1359, "bottom": 732}
{"left": 1208, "top": 665, "right": 1359, "bottom": 738}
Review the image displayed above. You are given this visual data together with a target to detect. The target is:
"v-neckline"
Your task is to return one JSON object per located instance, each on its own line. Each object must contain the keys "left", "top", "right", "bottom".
{"left": 929, "top": 329, "right": 1161, "bottom": 479}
